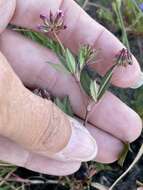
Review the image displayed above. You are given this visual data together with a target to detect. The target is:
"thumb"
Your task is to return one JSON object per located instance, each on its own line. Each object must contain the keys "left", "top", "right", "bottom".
{"left": 0, "top": 52, "right": 97, "bottom": 162}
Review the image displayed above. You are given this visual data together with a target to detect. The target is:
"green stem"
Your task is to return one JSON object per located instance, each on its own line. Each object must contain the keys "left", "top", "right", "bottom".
{"left": 115, "top": 1, "right": 130, "bottom": 50}
{"left": 53, "top": 31, "right": 66, "bottom": 55}
{"left": 131, "top": 0, "right": 143, "bottom": 16}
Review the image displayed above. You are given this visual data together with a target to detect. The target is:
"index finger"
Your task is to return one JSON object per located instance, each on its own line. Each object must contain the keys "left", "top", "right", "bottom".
{"left": 11, "top": 0, "right": 142, "bottom": 88}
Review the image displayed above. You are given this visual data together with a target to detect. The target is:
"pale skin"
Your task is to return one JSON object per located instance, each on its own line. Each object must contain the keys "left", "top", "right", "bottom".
{"left": 0, "top": 0, "right": 142, "bottom": 176}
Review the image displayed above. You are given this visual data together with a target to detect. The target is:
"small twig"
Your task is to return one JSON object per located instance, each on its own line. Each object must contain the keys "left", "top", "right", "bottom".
{"left": 82, "top": 0, "right": 89, "bottom": 9}
{"left": 88, "top": 2, "right": 108, "bottom": 11}
{"left": 53, "top": 31, "right": 65, "bottom": 54}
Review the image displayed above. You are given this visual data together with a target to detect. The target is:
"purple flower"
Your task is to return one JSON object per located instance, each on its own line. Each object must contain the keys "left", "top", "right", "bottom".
{"left": 40, "top": 14, "right": 48, "bottom": 20}
{"left": 115, "top": 48, "right": 133, "bottom": 67}
{"left": 139, "top": 3, "right": 143, "bottom": 11}
{"left": 39, "top": 10, "right": 67, "bottom": 34}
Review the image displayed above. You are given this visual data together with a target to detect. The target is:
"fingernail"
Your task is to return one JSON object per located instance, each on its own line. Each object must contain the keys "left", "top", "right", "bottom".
{"left": 130, "top": 72, "right": 143, "bottom": 89}
{"left": 53, "top": 118, "right": 98, "bottom": 162}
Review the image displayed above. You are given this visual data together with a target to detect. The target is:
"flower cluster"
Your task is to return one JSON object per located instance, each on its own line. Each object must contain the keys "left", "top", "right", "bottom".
{"left": 79, "top": 45, "right": 97, "bottom": 65}
{"left": 116, "top": 48, "right": 133, "bottom": 67}
{"left": 38, "top": 10, "right": 67, "bottom": 34}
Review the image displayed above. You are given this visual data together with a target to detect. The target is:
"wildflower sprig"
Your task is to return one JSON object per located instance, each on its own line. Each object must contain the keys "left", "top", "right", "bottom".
{"left": 39, "top": 10, "right": 67, "bottom": 33}
{"left": 38, "top": 10, "right": 133, "bottom": 125}
{"left": 39, "top": 10, "right": 67, "bottom": 53}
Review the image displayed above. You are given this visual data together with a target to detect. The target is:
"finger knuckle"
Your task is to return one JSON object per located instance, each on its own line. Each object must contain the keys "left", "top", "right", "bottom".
{"left": 31, "top": 101, "right": 71, "bottom": 154}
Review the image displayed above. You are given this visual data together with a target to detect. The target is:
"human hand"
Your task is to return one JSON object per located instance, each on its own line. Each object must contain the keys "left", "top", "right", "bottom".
{"left": 0, "top": 0, "right": 142, "bottom": 176}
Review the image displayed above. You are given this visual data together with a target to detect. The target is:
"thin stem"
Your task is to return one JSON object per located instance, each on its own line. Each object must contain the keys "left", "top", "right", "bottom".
{"left": 88, "top": 2, "right": 109, "bottom": 11}
{"left": 109, "top": 144, "right": 143, "bottom": 190}
{"left": 53, "top": 31, "right": 65, "bottom": 54}
{"left": 74, "top": 76, "right": 90, "bottom": 126}
{"left": 115, "top": 1, "right": 130, "bottom": 50}
{"left": 84, "top": 109, "right": 89, "bottom": 126}
{"left": 82, "top": 0, "right": 89, "bottom": 9}
{"left": 131, "top": 0, "right": 143, "bottom": 16}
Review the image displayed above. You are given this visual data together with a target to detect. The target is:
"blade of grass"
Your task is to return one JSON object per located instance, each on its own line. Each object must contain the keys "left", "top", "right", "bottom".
{"left": 112, "top": 0, "right": 130, "bottom": 50}
{"left": 109, "top": 144, "right": 143, "bottom": 190}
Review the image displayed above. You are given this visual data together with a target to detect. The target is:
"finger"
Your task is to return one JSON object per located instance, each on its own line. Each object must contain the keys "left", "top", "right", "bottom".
{"left": 11, "top": 0, "right": 142, "bottom": 88}
{"left": 0, "top": 51, "right": 97, "bottom": 162}
{"left": 0, "top": 119, "right": 123, "bottom": 167}
{"left": 0, "top": 0, "right": 16, "bottom": 33}
{"left": 0, "top": 30, "right": 141, "bottom": 142}
{"left": 0, "top": 136, "right": 81, "bottom": 176}
{"left": 80, "top": 121, "right": 124, "bottom": 163}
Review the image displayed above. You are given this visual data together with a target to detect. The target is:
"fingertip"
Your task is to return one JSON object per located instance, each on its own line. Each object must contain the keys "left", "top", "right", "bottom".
{"left": 127, "top": 111, "right": 142, "bottom": 143}
{"left": 53, "top": 118, "right": 98, "bottom": 162}
{"left": 111, "top": 56, "right": 141, "bottom": 88}
{"left": 95, "top": 28, "right": 142, "bottom": 88}
{"left": 25, "top": 153, "right": 81, "bottom": 176}
{"left": 86, "top": 125, "right": 124, "bottom": 164}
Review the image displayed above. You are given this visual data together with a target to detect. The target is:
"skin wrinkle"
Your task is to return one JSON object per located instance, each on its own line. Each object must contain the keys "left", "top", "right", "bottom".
{"left": 28, "top": 100, "right": 71, "bottom": 154}
{"left": 0, "top": 53, "right": 71, "bottom": 155}
{"left": 35, "top": 101, "right": 58, "bottom": 151}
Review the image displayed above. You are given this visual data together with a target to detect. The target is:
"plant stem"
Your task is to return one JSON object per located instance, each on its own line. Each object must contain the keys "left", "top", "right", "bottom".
{"left": 114, "top": 1, "right": 130, "bottom": 50}
{"left": 109, "top": 144, "right": 143, "bottom": 190}
{"left": 74, "top": 76, "right": 90, "bottom": 126}
{"left": 53, "top": 31, "right": 66, "bottom": 54}
{"left": 82, "top": 0, "right": 89, "bottom": 9}
{"left": 51, "top": 32, "right": 90, "bottom": 126}
{"left": 84, "top": 109, "right": 89, "bottom": 126}
{"left": 131, "top": 0, "right": 143, "bottom": 16}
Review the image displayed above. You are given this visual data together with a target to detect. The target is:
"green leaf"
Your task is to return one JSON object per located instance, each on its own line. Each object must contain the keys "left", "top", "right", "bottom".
{"left": 97, "top": 65, "right": 115, "bottom": 101}
{"left": 80, "top": 69, "right": 92, "bottom": 96}
{"left": 47, "top": 62, "right": 69, "bottom": 75}
{"left": 78, "top": 47, "right": 86, "bottom": 70}
{"left": 90, "top": 80, "right": 98, "bottom": 102}
{"left": 118, "top": 143, "right": 130, "bottom": 167}
{"left": 65, "top": 49, "right": 76, "bottom": 74}
{"left": 95, "top": 163, "right": 112, "bottom": 173}
{"left": 55, "top": 96, "right": 74, "bottom": 117}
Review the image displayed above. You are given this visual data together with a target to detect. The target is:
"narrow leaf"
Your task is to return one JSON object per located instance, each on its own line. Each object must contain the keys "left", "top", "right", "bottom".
{"left": 80, "top": 69, "right": 92, "bottom": 96}
{"left": 65, "top": 49, "right": 76, "bottom": 74}
{"left": 97, "top": 65, "right": 115, "bottom": 100}
{"left": 63, "top": 96, "right": 74, "bottom": 117}
{"left": 58, "top": 54, "right": 70, "bottom": 71}
{"left": 118, "top": 143, "right": 130, "bottom": 167}
{"left": 55, "top": 96, "right": 73, "bottom": 117}
{"left": 55, "top": 98, "right": 65, "bottom": 111}
{"left": 90, "top": 80, "right": 98, "bottom": 102}
{"left": 78, "top": 48, "right": 85, "bottom": 70}
{"left": 95, "top": 163, "right": 112, "bottom": 173}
